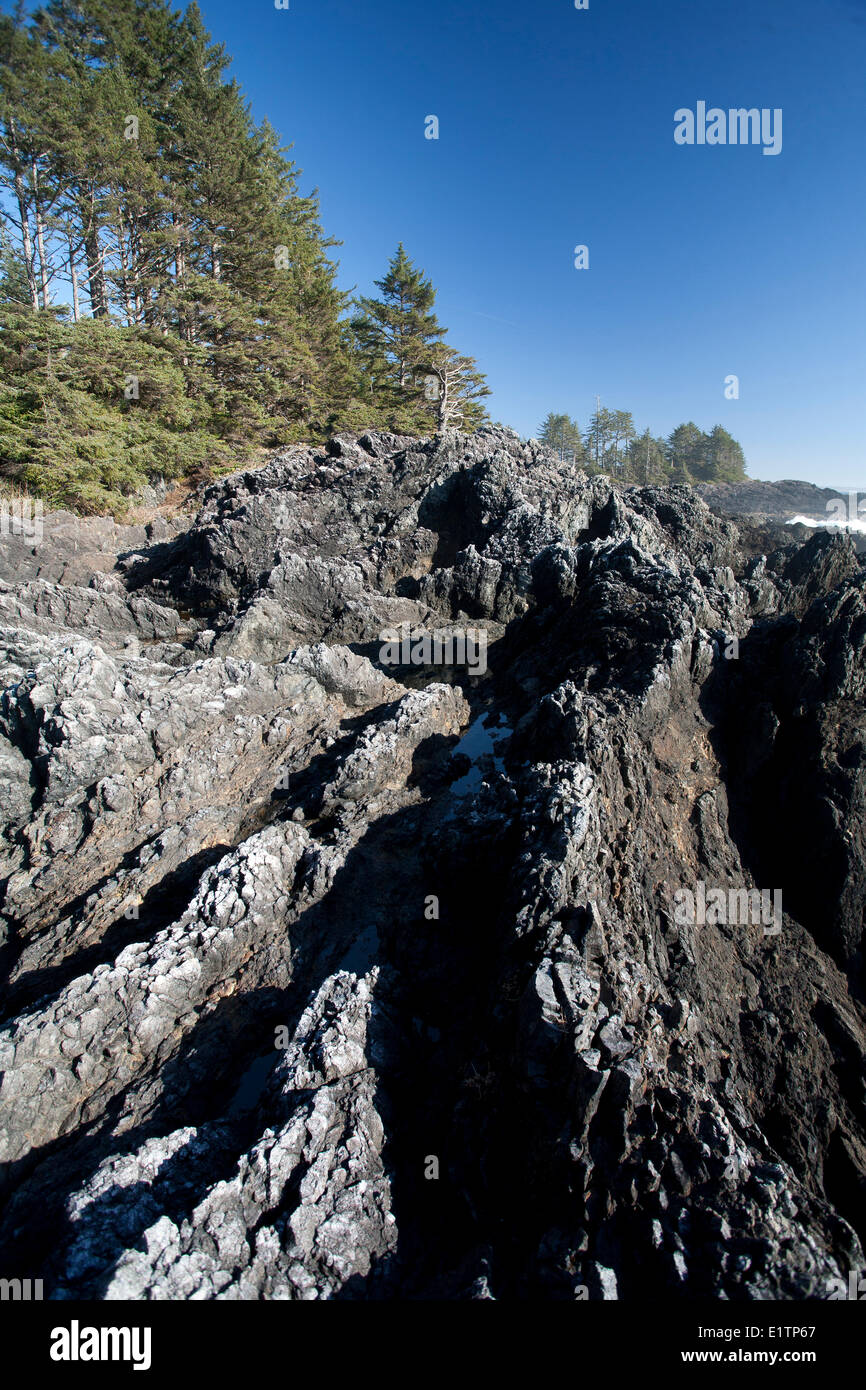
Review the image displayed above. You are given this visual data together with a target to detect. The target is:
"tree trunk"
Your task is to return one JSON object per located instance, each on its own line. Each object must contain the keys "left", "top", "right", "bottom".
{"left": 115, "top": 213, "right": 136, "bottom": 326}
{"left": 83, "top": 189, "right": 107, "bottom": 317}
{"left": 67, "top": 236, "right": 80, "bottom": 322}
{"left": 435, "top": 368, "right": 449, "bottom": 429}
{"left": 8, "top": 120, "right": 39, "bottom": 311}
{"left": 129, "top": 217, "right": 145, "bottom": 323}
{"left": 173, "top": 213, "right": 185, "bottom": 283}
{"left": 84, "top": 228, "right": 107, "bottom": 316}
{"left": 32, "top": 162, "right": 50, "bottom": 310}
{"left": 12, "top": 166, "right": 39, "bottom": 311}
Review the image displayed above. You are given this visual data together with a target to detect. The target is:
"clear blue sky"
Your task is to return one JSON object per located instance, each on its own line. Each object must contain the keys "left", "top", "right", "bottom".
{"left": 18, "top": 0, "right": 866, "bottom": 484}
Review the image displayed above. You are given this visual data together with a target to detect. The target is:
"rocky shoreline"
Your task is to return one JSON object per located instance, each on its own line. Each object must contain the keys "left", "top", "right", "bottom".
{"left": 0, "top": 428, "right": 863, "bottom": 1299}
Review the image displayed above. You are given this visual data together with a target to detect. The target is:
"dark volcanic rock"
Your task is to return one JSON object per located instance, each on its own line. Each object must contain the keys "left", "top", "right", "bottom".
{"left": 696, "top": 477, "right": 847, "bottom": 520}
{"left": 697, "top": 478, "right": 866, "bottom": 558}
{"left": 0, "top": 429, "right": 864, "bottom": 1301}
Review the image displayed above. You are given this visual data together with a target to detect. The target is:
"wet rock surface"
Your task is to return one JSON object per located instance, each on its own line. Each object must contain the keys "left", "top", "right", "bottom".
{"left": 0, "top": 427, "right": 864, "bottom": 1300}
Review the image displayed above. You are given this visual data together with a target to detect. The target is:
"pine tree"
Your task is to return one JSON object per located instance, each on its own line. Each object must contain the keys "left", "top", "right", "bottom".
{"left": 536, "top": 413, "right": 746, "bottom": 486}
{"left": 608, "top": 409, "right": 635, "bottom": 474}
{"left": 667, "top": 422, "right": 706, "bottom": 484}
{"left": 705, "top": 424, "right": 746, "bottom": 482}
{"left": 350, "top": 244, "right": 446, "bottom": 430}
{"left": 0, "top": 7, "right": 59, "bottom": 312}
{"left": 0, "top": 2, "right": 495, "bottom": 509}
{"left": 425, "top": 344, "right": 490, "bottom": 431}
{"left": 584, "top": 402, "right": 616, "bottom": 471}
{"left": 539, "top": 412, "right": 583, "bottom": 462}
{"left": 627, "top": 428, "right": 669, "bottom": 485}
{"left": 0, "top": 223, "right": 32, "bottom": 306}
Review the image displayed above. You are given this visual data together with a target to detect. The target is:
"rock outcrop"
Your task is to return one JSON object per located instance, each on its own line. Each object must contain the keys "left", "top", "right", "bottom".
{"left": 696, "top": 477, "right": 847, "bottom": 520}
{"left": 0, "top": 427, "right": 863, "bottom": 1300}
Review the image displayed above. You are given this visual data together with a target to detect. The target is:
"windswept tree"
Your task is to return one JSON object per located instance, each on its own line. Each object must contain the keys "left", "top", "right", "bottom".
{"left": 582, "top": 403, "right": 635, "bottom": 472}
{"left": 665, "top": 422, "right": 746, "bottom": 484}
{"left": 425, "top": 344, "right": 490, "bottom": 431}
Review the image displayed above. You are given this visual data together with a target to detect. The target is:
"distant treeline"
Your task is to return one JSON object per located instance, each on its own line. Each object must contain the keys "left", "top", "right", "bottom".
{"left": 0, "top": 1, "right": 488, "bottom": 513}
{"left": 538, "top": 410, "right": 747, "bottom": 485}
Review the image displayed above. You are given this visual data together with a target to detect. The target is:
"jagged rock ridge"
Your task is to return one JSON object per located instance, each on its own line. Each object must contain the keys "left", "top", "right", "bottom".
{"left": 0, "top": 427, "right": 864, "bottom": 1300}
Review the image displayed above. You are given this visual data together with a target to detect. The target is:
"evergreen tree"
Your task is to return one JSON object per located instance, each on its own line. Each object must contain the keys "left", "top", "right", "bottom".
{"left": 667, "top": 421, "right": 706, "bottom": 484}
{"left": 537, "top": 410, "right": 746, "bottom": 486}
{"left": 627, "top": 428, "right": 669, "bottom": 485}
{"left": 0, "top": 0, "right": 366, "bottom": 506}
{"left": 608, "top": 409, "right": 636, "bottom": 473}
{"left": 705, "top": 424, "right": 746, "bottom": 482}
{"left": 0, "top": 2, "right": 492, "bottom": 509}
{"left": 539, "top": 412, "right": 583, "bottom": 461}
{"left": 350, "top": 244, "right": 446, "bottom": 430}
{"left": 0, "top": 7, "right": 59, "bottom": 311}
{"left": 0, "top": 223, "right": 31, "bottom": 306}
{"left": 584, "top": 402, "right": 615, "bottom": 470}
{"left": 425, "top": 344, "right": 490, "bottom": 431}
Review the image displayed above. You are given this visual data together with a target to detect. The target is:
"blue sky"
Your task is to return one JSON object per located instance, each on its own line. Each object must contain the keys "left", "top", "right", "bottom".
{"left": 12, "top": 0, "right": 866, "bottom": 484}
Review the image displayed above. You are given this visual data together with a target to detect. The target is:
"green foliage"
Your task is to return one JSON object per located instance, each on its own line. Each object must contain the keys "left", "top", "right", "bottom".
{"left": 539, "top": 412, "right": 584, "bottom": 462}
{"left": 10, "top": 0, "right": 746, "bottom": 514}
{"left": 350, "top": 244, "right": 488, "bottom": 434}
{"left": 0, "top": 225, "right": 31, "bottom": 307}
{"left": 426, "top": 343, "right": 490, "bottom": 430}
{"left": 0, "top": 3, "right": 491, "bottom": 512}
{"left": 350, "top": 243, "right": 445, "bottom": 431}
{"left": 0, "top": 307, "right": 231, "bottom": 512}
{"left": 539, "top": 403, "right": 747, "bottom": 485}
